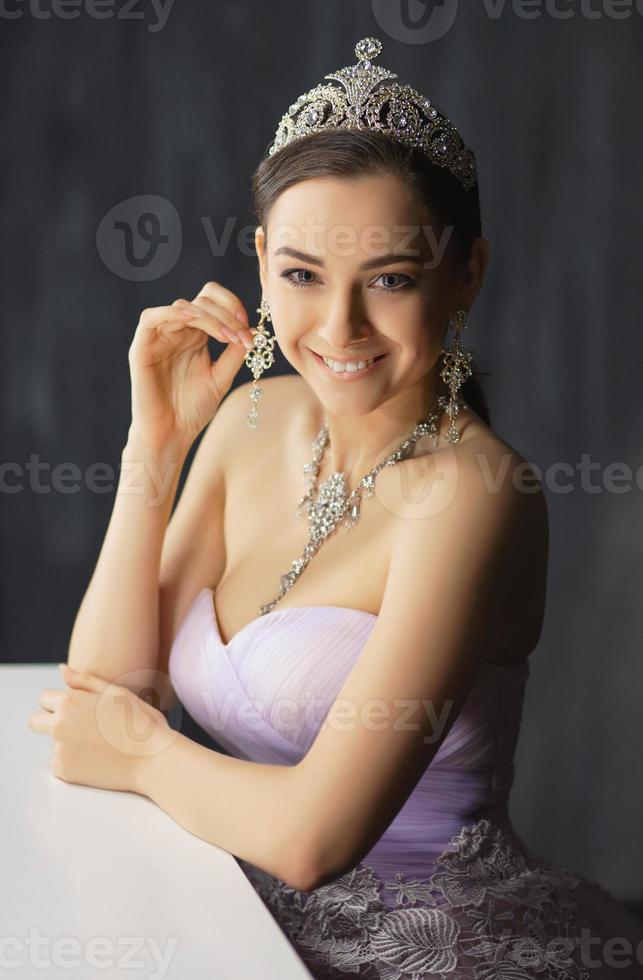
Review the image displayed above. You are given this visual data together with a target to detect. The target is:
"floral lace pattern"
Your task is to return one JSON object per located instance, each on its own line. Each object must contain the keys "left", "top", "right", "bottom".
{"left": 239, "top": 818, "right": 615, "bottom": 980}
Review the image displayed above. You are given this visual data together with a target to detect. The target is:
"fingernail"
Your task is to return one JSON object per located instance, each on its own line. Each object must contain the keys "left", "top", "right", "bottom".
{"left": 235, "top": 311, "right": 247, "bottom": 324}
{"left": 241, "top": 329, "right": 254, "bottom": 349}
{"left": 221, "top": 327, "right": 241, "bottom": 345}
{"left": 57, "top": 663, "right": 66, "bottom": 670}
{"left": 179, "top": 309, "right": 197, "bottom": 318}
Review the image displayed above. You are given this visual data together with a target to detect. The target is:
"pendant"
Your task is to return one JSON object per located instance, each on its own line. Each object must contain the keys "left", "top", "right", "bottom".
{"left": 259, "top": 405, "right": 444, "bottom": 615}
{"left": 307, "top": 472, "right": 349, "bottom": 546}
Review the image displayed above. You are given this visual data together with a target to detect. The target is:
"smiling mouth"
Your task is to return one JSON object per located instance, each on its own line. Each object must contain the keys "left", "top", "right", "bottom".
{"left": 309, "top": 348, "right": 389, "bottom": 380}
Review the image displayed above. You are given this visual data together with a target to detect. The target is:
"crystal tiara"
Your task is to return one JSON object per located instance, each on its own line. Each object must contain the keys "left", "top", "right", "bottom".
{"left": 267, "top": 36, "right": 478, "bottom": 192}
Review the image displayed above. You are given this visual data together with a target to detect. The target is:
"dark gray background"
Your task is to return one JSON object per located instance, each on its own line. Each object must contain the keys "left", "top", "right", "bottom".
{"left": 2, "top": 1, "right": 642, "bottom": 911}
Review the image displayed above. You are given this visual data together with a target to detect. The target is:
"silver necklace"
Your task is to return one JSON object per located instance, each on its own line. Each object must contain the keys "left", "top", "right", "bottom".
{"left": 259, "top": 399, "right": 444, "bottom": 615}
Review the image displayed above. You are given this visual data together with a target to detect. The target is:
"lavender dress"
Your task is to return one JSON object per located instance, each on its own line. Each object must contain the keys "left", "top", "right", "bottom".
{"left": 168, "top": 588, "right": 643, "bottom": 980}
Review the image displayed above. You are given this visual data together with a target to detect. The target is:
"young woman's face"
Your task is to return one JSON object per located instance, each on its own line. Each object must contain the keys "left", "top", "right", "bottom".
{"left": 256, "top": 172, "right": 459, "bottom": 416}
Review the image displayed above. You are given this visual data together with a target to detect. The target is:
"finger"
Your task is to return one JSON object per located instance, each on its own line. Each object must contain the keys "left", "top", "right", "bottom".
{"left": 173, "top": 298, "right": 253, "bottom": 348}
{"left": 27, "top": 711, "right": 55, "bottom": 734}
{"left": 136, "top": 303, "right": 232, "bottom": 353}
{"left": 170, "top": 298, "right": 218, "bottom": 322}
{"left": 179, "top": 296, "right": 254, "bottom": 349}
{"left": 133, "top": 305, "right": 216, "bottom": 347}
{"left": 38, "top": 689, "right": 66, "bottom": 712}
{"left": 137, "top": 305, "right": 207, "bottom": 331}
{"left": 191, "top": 281, "right": 249, "bottom": 327}
{"left": 58, "top": 663, "right": 109, "bottom": 694}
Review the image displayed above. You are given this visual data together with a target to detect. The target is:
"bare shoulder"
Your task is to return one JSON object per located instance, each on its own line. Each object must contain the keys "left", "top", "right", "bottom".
{"left": 458, "top": 415, "right": 546, "bottom": 502}
{"left": 460, "top": 417, "right": 548, "bottom": 533}
{"left": 212, "top": 374, "right": 315, "bottom": 482}
{"left": 385, "top": 410, "right": 548, "bottom": 545}
{"left": 382, "top": 412, "right": 549, "bottom": 662}
{"left": 214, "top": 373, "right": 310, "bottom": 437}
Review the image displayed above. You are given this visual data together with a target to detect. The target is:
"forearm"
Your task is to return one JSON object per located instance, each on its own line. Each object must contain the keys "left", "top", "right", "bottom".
{"left": 135, "top": 732, "right": 311, "bottom": 890}
{"left": 66, "top": 428, "right": 190, "bottom": 693}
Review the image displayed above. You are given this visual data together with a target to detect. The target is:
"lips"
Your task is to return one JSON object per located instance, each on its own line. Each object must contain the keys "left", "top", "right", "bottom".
{"left": 312, "top": 351, "right": 388, "bottom": 365}
{"left": 309, "top": 348, "right": 389, "bottom": 381}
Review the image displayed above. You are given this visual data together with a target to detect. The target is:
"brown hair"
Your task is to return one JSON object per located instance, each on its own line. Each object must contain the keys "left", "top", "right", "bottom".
{"left": 251, "top": 128, "right": 491, "bottom": 425}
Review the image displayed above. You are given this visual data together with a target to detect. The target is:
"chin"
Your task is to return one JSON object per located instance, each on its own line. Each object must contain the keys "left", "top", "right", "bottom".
{"left": 308, "top": 388, "right": 393, "bottom": 422}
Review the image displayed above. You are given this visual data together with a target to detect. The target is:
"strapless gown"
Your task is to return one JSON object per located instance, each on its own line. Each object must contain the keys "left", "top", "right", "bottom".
{"left": 168, "top": 588, "right": 643, "bottom": 980}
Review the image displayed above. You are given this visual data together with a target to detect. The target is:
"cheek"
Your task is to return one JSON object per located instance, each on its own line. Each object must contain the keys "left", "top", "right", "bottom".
{"left": 424, "top": 330, "right": 445, "bottom": 365}
{"left": 270, "top": 304, "right": 314, "bottom": 353}
{"left": 270, "top": 322, "right": 307, "bottom": 371}
{"left": 393, "top": 319, "right": 442, "bottom": 368}
{"left": 380, "top": 292, "right": 439, "bottom": 350}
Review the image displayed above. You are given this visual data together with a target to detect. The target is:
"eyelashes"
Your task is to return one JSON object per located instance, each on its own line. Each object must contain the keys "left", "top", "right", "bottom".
{"left": 280, "top": 268, "right": 417, "bottom": 292}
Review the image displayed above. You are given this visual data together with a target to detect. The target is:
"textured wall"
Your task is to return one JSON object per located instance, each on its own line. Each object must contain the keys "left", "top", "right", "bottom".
{"left": 2, "top": 0, "right": 641, "bottom": 908}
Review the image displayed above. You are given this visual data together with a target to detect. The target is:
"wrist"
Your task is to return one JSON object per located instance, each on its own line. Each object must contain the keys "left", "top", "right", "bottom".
{"left": 133, "top": 723, "right": 186, "bottom": 800}
{"left": 122, "top": 426, "right": 192, "bottom": 464}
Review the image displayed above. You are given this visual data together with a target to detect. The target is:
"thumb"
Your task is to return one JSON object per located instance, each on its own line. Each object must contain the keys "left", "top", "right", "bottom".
{"left": 58, "top": 663, "right": 110, "bottom": 694}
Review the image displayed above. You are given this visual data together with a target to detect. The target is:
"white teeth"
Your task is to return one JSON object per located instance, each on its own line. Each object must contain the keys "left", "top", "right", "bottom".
{"left": 322, "top": 356, "right": 375, "bottom": 373}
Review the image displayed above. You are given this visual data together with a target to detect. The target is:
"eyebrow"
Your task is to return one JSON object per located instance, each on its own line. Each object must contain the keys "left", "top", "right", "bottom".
{"left": 273, "top": 246, "right": 426, "bottom": 270}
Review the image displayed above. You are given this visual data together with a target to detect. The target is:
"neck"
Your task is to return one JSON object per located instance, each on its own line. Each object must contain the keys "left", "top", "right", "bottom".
{"left": 316, "top": 374, "right": 449, "bottom": 485}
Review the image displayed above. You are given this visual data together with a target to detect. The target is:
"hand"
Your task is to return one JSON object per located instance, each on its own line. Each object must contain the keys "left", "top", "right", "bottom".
{"left": 27, "top": 664, "right": 178, "bottom": 794}
{"left": 127, "top": 280, "right": 257, "bottom": 452}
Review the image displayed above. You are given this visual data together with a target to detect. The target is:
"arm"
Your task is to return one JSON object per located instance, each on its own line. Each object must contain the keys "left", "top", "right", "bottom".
{"left": 133, "top": 447, "right": 542, "bottom": 893}
{"left": 135, "top": 733, "right": 311, "bottom": 890}
{"left": 64, "top": 283, "right": 252, "bottom": 711}
{"left": 292, "top": 448, "right": 542, "bottom": 886}
{"left": 66, "top": 430, "right": 190, "bottom": 707}
{"left": 66, "top": 379, "right": 252, "bottom": 714}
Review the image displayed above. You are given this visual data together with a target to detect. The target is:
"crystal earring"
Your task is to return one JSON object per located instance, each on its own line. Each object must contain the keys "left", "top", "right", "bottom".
{"left": 245, "top": 297, "right": 277, "bottom": 428}
{"left": 437, "top": 309, "right": 474, "bottom": 446}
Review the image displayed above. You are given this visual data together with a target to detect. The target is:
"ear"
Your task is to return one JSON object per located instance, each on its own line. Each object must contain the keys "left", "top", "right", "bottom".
{"left": 457, "top": 236, "right": 491, "bottom": 310}
{"left": 255, "top": 225, "right": 268, "bottom": 294}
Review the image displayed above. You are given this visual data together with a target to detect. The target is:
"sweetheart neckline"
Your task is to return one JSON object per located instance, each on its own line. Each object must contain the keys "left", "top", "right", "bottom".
{"left": 202, "top": 587, "right": 377, "bottom": 647}
{"left": 199, "top": 587, "right": 530, "bottom": 671}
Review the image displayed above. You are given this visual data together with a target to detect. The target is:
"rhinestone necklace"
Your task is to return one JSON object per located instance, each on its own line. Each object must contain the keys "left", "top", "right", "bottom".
{"left": 259, "top": 398, "right": 444, "bottom": 615}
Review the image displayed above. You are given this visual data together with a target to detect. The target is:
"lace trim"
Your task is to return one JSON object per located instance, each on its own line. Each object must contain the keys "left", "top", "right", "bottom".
{"left": 240, "top": 818, "right": 614, "bottom": 980}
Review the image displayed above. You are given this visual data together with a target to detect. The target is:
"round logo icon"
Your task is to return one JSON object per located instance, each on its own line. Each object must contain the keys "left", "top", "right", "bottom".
{"left": 96, "top": 194, "right": 182, "bottom": 281}
{"left": 372, "top": 0, "right": 459, "bottom": 44}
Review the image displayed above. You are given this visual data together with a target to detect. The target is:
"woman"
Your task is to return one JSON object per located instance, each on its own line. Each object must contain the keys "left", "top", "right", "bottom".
{"left": 30, "top": 37, "right": 643, "bottom": 980}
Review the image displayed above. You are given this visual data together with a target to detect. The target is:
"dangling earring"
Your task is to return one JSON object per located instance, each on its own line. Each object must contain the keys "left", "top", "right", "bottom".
{"left": 245, "top": 297, "right": 276, "bottom": 428}
{"left": 438, "top": 309, "right": 474, "bottom": 446}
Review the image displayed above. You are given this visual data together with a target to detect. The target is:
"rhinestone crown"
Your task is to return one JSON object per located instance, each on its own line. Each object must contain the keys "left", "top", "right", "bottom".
{"left": 268, "top": 36, "right": 478, "bottom": 192}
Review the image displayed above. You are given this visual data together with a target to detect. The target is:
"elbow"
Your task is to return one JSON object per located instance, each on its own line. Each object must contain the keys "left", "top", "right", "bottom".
{"left": 278, "top": 840, "right": 324, "bottom": 892}
{"left": 274, "top": 832, "right": 334, "bottom": 892}
{"left": 282, "top": 863, "right": 321, "bottom": 893}
{"left": 283, "top": 857, "right": 350, "bottom": 893}
{"left": 282, "top": 829, "right": 360, "bottom": 893}
{"left": 276, "top": 768, "right": 363, "bottom": 892}
{"left": 294, "top": 852, "right": 359, "bottom": 893}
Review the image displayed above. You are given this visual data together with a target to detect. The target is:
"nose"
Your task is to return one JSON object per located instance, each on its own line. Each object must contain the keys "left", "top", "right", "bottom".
{"left": 316, "top": 287, "right": 373, "bottom": 353}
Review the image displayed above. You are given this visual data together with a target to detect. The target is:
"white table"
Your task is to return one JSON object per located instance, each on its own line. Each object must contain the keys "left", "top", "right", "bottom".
{"left": 1, "top": 665, "right": 313, "bottom": 979}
